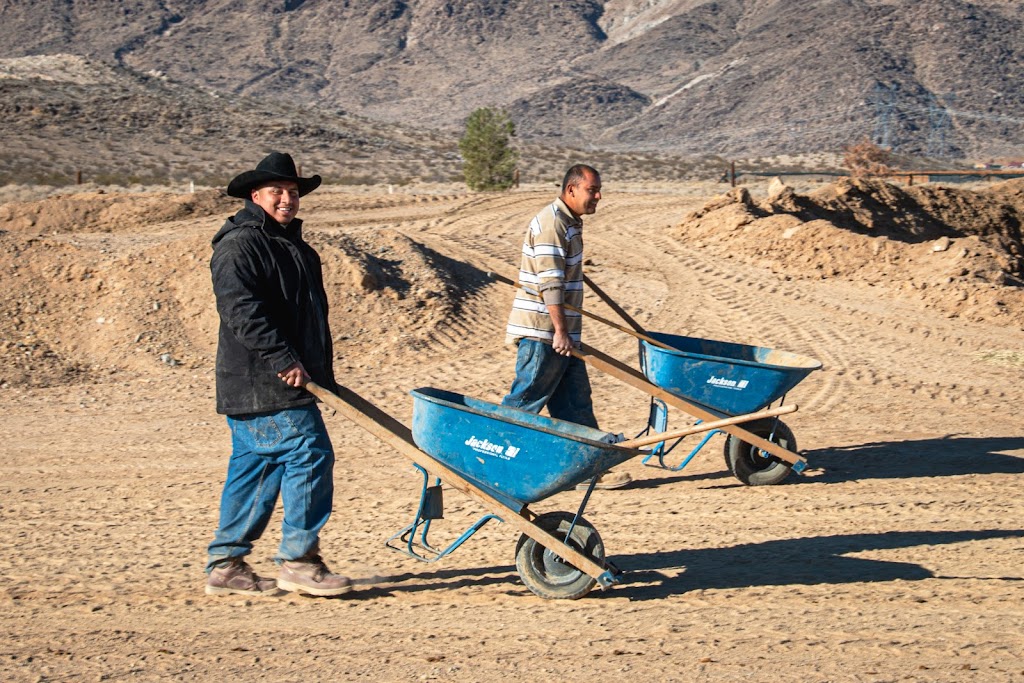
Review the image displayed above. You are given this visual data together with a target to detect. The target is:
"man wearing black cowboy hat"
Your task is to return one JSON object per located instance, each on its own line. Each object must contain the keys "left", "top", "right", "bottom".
{"left": 204, "top": 151, "right": 351, "bottom": 597}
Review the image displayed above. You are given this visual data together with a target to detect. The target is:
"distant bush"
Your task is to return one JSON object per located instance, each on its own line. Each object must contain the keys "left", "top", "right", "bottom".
{"left": 843, "top": 138, "right": 892, "bottom": 177}
{"left": 458, "top": 107, "right": 519, "bottom": 191}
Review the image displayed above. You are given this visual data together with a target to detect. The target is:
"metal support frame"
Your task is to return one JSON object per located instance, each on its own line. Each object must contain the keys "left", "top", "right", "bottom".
{"left": 385, "top": 463, "right": 503, "bottom": 563}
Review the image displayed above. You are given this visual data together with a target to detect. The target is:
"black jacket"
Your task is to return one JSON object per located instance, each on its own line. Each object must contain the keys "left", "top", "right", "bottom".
{"left": 210, "top": 201, "right": 337, "bottom": 415}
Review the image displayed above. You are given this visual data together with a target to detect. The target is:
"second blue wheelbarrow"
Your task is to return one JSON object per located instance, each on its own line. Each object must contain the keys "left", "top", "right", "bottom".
{"left": 496, "top": 271, "right": 823, "bottom": 487}
{"left": 636, "top": 332, "right": 822, "bottom": 485}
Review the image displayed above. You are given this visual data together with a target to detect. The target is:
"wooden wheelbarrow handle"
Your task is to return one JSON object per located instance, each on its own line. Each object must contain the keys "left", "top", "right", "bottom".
{"left": 616, "top": 404, "right": 798, "bottom": 450}
{"left": 582, "top": 274, "right": 645, "bottom": 334}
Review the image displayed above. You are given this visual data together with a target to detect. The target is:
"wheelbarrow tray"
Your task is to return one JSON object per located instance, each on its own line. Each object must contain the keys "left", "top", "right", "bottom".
{"left": 639, "top": 332, "right": 822, "bottom": 416}
{"left": 411, "top": 387, "right": 637, "bottom": 508}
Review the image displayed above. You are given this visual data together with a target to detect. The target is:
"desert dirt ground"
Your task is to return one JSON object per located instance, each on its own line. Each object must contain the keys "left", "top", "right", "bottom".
{"left": 1, "top": 180, "right": 1023, "bottom": 682}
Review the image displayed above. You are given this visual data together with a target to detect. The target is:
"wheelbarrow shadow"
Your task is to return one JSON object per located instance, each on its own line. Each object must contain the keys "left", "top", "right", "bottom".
{"left": 803, "top": 435, "right": 1024, "bottom": 483}
{"left": 337, "top": 527, "right": 1024, "bottom": 601}
{"left": 634, "top": 435, "right": 1024, "bottom": 489}
{"left": 616, "top": 528, "right": 1024, "bottom": 601}
{"left": 628, "top": 469, "right": 735, "bottom": 489}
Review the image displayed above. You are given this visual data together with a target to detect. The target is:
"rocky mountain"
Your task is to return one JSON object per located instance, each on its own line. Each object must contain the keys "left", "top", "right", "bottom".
{"left": 0, "top": 54, "right": 462, "bottom": 186}
{"left": 0, "top": 0, "right": 1021, "bottom": 161}
{"left": 1, "top": 54, "right": 717, "bottom": 187}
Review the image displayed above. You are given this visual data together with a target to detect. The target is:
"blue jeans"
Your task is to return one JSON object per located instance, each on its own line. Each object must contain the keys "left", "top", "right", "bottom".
{"left": 206, "top": 403, "right": 334, "bottom": 572}
{"left": 501, "top": 338, "right": 598, "bottom": 428}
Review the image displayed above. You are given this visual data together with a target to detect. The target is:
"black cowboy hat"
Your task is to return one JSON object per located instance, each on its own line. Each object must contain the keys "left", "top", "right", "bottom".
{"left": 226, "top": 151, "right": 322, "bottom": 199}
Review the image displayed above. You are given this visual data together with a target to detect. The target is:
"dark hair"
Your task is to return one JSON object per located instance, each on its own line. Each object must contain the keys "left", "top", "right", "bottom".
{"left": 561, "top": 164, "right": 600, "bottom": 193}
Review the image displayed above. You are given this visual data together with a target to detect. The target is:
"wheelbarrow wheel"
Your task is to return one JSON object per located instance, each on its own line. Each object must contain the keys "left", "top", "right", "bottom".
{"left": 515, "top": 511, "right": 604, "bottom": 600}
{"left": 724, "top": 418, "right": 798, "bottom": 486}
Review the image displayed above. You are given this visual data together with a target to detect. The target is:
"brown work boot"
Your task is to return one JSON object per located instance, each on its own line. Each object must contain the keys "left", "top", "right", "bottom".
{"left": 277, "top": 557, "right": 353, "bottom": 597}
{"left": 576, "top": 470, "right": 633, "bottom": 490}
{"left": 205, "top": 558, "right": 279, "bottom": 596}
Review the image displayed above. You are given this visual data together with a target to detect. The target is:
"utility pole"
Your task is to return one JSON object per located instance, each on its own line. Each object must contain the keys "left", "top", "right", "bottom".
{"left": 872, "top": 82, "right": 896, "bottom": 149}
{"left": 927, "top": 93, "right": 954, "bottom": 159}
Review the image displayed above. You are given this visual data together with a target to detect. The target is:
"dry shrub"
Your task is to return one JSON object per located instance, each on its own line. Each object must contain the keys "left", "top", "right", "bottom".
{"left": 842, "top": 138, "right": 892, "bottom": 177}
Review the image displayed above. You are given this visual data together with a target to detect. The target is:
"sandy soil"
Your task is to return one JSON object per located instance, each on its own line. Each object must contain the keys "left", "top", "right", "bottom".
{"left": 1, "top": 179, "right": 1022, "bottom": 682}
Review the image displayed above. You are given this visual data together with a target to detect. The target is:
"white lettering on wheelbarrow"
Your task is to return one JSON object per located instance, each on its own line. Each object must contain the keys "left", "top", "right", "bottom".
{"left": 464, "top": 436, "right": 520, "bottom": 460}
{"left": 706, "top": 375, "right": 750, "bottom": 391}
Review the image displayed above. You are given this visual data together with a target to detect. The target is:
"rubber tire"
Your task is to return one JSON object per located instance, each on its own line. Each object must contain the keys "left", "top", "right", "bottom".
{"left": 723, "top": 418, "right": 798, "bottom": 486}
{"left": 515, "top": 511, "right": 604, "bottom": 600}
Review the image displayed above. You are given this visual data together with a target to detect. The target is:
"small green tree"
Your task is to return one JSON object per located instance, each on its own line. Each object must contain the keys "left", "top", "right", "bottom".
{"left": 459, "top": 107, "right": 519, "bottom": 191}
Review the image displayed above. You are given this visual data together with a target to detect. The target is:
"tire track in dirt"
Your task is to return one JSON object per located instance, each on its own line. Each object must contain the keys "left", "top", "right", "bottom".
{"left": 584, "top": 202, "right": 1024, "bottom": 422}
{"left": 372, "top": 187, "right": 1021, "bottom": 429}
{"left": 425, "top": 192, "right": 551, "bottom": 272}
{"left": 312, "top": 193, "right": 479, "bottom": 233}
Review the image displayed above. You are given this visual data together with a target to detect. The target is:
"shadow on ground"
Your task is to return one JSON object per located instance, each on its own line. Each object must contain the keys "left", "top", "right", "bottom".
{"left": 635, "top": 435, "right": 1024, "bottom": 488}
{"left": 616, "top": 528, "right": 1024, "bottom": 600}
{"left": 347, "top": 527, "right": 1024, "bottom": 601}
{"left": 803, "top": 435, "right": 1024, "bottom": 483}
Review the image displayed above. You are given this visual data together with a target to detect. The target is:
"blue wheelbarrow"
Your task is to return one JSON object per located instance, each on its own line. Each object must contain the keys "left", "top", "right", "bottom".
{"left": 408, "top": 387, "right": 641, "bottom": 599}
{"left": 305, "top": 382, "right": 646, "bottom": 599}
{"left": 636, "top": 332, "right": 822, "bottom": 485}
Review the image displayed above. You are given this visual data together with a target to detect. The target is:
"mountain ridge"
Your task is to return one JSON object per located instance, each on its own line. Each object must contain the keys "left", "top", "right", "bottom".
{"left": 1, "top": 0, "right": 1021, "bottom": 160}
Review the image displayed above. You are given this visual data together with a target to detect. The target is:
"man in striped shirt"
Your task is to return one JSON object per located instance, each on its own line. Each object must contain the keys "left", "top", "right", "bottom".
{"left": 502, "top": 164, "right": 632, "bottom": 490}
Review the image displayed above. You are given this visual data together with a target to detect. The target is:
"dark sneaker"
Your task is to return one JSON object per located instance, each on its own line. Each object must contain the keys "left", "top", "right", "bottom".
{"left": 576, "top": 470, "right": 633, "bottom": 490}
{"left": 277, "top": 559, "right": 353, "bottom": 597}
{"left": 205, "top": 558, "right": 279, "bottom": 596}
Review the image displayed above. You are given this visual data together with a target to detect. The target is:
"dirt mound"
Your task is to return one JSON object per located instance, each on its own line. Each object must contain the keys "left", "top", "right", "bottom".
{"left": 310, "top": 228, "right": 479, "bottom": 367}
{"left": 0, "top": 230, "right": 216, "bottom": 388}
{"left": 678, "top": 177, "right": 1024, "bottom": 327}
{"left": 0, "top": 190, "right": 478, "bottom": 389}
{"left": 0, "top": 189, "right": 237, "bottom": 234}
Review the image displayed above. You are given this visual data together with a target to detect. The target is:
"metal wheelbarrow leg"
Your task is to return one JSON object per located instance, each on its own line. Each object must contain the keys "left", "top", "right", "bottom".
{"left": 638, "top": 398, "right": 719, "bottom": 471}
{"left": 384, "top": 462, "right": 503, "bottom": 563}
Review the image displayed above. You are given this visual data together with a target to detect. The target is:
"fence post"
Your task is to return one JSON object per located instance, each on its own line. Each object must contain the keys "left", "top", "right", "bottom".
{"left": 730, "top": 161, "right": 736, "bottom": 187}
{"left": 76, "top": 170, "right": 82, "bottom": 185}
